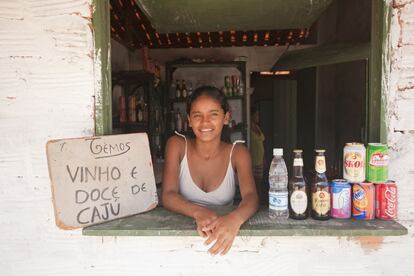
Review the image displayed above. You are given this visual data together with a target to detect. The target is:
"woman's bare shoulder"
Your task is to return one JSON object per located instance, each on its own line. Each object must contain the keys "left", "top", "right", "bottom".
{"left": 165, "top": 135, "right": 186, "bottom": 161}
{"left": 231, "top": 143, "right": 251, "bottom": 165}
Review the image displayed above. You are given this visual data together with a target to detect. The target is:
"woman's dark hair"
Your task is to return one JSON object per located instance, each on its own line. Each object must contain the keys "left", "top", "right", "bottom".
{"left": 186, "top": 86, "right": 231, "bottom": 143}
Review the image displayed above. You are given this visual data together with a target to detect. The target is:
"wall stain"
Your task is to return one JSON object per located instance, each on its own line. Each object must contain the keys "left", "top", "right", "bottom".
{"left": 350, "top": 236, "right": 385, "bottom": 254}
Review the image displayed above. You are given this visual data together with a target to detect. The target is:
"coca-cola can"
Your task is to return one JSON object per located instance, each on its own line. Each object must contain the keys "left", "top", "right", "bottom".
{"left": 375, "top": 181, "right": 398, "bottom": 220}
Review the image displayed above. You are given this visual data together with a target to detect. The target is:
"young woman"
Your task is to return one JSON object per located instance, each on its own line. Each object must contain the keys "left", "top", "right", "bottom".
{"left": 162, "top": 86, "right": 259, "bottom": 255}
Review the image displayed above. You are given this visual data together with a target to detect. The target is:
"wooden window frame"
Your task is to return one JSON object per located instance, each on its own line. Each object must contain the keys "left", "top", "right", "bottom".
{"left": 93, "top": 1, "right": 391, "bottom": 141}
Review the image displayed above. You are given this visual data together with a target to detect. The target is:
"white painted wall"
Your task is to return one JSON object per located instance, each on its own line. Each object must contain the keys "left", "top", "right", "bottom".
{"left": 0, "top": 1, "right": 414, "bottom": 275}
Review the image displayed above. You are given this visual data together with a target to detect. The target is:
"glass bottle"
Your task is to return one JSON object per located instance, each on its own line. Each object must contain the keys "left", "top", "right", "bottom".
{"left": 181, "top": 80, "right": 187, "bottom": 99}
{"left": 175, "top": 108, "right": 182, "bottom": 132}
{"left": 268, "top": 148, "right": 289, "bottom": 219}
{"left": 175, "top": 79, "right": 181, "bottom": 99}
{"left": 311, "top": 149, "right": 331, "bottom": 220}
{"left": 288, "top": 149, "right": 308, "bottom": 219}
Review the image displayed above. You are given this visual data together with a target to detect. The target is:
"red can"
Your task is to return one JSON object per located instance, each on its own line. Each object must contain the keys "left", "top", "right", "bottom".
{"left": 352, "top": 182, "right": 375, "bottom": 220}
{"left": 375, "top": 181, "right": 398, "bottom": 220}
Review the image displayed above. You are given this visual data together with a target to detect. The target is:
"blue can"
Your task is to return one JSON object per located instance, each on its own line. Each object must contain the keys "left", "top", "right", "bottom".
{"left": 330, "top": 179, "right": 352, "bottom": 219}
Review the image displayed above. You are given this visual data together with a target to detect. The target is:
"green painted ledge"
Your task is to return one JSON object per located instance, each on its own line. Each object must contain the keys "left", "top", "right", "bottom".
{"left": 82, "top": 207, "right": 407, "bottom": 237}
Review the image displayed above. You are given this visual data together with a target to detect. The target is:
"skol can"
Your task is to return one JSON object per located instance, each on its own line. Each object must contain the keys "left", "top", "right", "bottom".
{"left": 366, "top": 143, "right": 389, "bottom": 183}
{"left": 343, "top": 143, "right": 366, "bottom": 183}
{"left": 375, "top": 181, "right": 398, "bottom": 220}
{"left": 330, "top": 179, "right": 352, "bottom": 219}
{"left": 352, "top": 182, "right": 375, "bottom": 220}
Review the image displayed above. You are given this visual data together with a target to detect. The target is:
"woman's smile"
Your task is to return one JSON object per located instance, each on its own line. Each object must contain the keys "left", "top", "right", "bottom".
{"left": 200, "top": 128, "right": 214, "bottom": 132}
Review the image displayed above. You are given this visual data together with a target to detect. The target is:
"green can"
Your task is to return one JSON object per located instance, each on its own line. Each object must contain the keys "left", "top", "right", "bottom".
{"left": 366, "top": 143, "right": 389, "bottom": 182}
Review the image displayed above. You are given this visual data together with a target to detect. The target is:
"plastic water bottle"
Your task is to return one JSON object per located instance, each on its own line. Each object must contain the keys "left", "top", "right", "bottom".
{"left": 269, "top": 148, "right": 289, "bottom": 219}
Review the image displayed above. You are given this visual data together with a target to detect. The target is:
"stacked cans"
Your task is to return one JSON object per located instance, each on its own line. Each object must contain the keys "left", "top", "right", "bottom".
{"left": 330, "top": 179, "right": 352, "bottom": 219}
{"left": 339, "top": 142, "right": 398, "bottom": 221}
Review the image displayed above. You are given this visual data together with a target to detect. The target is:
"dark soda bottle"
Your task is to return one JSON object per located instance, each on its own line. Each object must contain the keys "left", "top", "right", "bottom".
{"left": 311, "top": 149, "right": 331, "bottom": 220}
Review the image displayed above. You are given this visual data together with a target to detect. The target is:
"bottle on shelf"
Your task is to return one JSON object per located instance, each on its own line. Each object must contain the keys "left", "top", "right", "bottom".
{"left": 169, "top": 82, "right": 176, "bottom": 100}
{"left": 169, "top": 109, "right": 175, "bottom": 132}
{"left": 224, "top": 75, "right": 232, "bottom": 97}
{"left": 153, "top": 129, "right": 162, "bottom": 160}
{"left": 142, "top": 102, "right": 148, "bottom": 122}
{"left": 269, "top": 148, "right": 289, "bottom": 219}
{"left": 187, "top": 81, "right": 193, "bottom": 97}
{"left": 239, "top": 79, "right": 244, "bottom": 96}
{"left": 175, "top": 108, "right": 183, "bottom": 132}
{"left": 289, "top": 149, "right": 309, "bottom": 219}
{"left": 181, "top": 80, "right": 188, "bottom": 99}
{"left": 136, "top": 96, "right": 146, "bottom": 122}
{"left": 175, "top": 79, "right": 181, "bottom": 99}
{"left": 311, "top": 149, "right": 331, "bottom": 220}
{"left": 128, "top": 95, "right": 137, "bottom": 122}
{"left": 231, "top": 75, "right": 238, "bottom": 96}
{"left": 137, "top": 106, "right": 143, "bottom": 122}
{"left": 119, "top": 95, "right": 127, "bottom": 123}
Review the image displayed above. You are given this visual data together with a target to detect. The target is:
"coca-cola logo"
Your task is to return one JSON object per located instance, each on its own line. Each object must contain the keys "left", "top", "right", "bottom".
{"left": 370, "top": 153, "right": 389, "bottom": 167}
{"left": 384, "top": 187, "right": 397, "bottom": 217}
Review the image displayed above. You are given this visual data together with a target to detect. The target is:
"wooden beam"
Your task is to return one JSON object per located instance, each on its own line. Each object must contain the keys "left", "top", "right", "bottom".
{"left": 136, "top": 0, "right": 333, "bottom": 33}
{"left": 93, "top": 0, "right": 112, "bottom": 135}
{"left": 271, "top": 43, "right": 371, "bottom": 71}
{"left": 369, "top": 0, "right": 391, "bottom": 143}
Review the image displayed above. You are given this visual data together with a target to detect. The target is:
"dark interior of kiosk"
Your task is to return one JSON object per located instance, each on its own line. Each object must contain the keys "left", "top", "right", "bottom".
{"left": 109, "top": 0, "right": 371, "bottom": 205}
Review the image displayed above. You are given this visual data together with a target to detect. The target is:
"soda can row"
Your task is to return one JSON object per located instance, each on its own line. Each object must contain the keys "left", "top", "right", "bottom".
{"left": 353, "top": 181, "right": 398, "bottom": 220}
{"left": 330, "top": 180, "right": 398, "bottom": 220}
{"left": 343, "top": 142, "right": 389, "bottom": 183}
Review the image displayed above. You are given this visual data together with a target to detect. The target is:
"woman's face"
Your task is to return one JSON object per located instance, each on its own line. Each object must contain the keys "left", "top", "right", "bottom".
{"left": 188, "top": 95, "right": 230, "bottom": 142}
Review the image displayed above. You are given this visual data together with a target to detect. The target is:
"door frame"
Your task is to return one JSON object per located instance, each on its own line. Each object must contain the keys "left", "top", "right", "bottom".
{"left": 92, "top": 0, "right": 112, "bottom": 135}
{"left": 93, "top": 1, "right": 392, "bottom": 142}
{"left": 369, "top": 0, "right": 391, "bottom": 143}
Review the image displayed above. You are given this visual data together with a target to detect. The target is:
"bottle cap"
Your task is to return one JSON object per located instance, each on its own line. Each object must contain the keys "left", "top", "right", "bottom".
{"left": 315, "top": 149, "right": 325, "bottom": 153}
{"left": 273, "top": 148, "right": 283, "bottom": 156}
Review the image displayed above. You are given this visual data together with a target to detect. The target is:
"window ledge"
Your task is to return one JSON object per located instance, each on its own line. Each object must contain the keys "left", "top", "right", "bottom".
{"left": 82, "top": 207, "right": 408, "bottom": 237}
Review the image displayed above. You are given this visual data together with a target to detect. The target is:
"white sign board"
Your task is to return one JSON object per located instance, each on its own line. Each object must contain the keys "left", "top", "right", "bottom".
{"left": 46, "top": 133, "right": 158, "bottom": 229}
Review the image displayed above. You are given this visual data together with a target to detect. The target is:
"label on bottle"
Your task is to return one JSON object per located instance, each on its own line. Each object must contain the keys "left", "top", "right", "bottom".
{"left": 290, "top": 190, "right": 308, "bottom": 214}
{"left": 269, "top": 191, "right": 288, "bottom": 211}
{"left": 293, "top": 158, "right": 303, "bottom": 167}
{"left": 315, "top": 156, "right": 326, "bottom": 174}
{"left": 312, "top": 191, "right": 330, "bottom": 215}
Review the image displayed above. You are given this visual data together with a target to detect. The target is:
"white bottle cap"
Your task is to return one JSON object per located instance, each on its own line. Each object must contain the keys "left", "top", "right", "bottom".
{"left": 273, "top": 148, "right": 283, "bottom": 156}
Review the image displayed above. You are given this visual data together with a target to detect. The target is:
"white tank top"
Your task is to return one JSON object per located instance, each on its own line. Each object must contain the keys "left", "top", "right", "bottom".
{"left": 175, "top": 132, "right": 244, "bottom": 207}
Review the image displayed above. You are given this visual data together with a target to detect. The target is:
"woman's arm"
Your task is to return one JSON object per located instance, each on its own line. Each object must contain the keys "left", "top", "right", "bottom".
{"left": 203, "top": 144, "right": 259, "bottom": 255}
{"left": 229, "top": 144, "right": 260, "bottom": 222}
{"left": 161, "top": 136, "right": 218, "bottom": 237}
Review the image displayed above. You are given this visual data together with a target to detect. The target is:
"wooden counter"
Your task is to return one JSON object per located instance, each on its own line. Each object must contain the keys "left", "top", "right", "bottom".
{"left": 83, "top": 207, "right": 408, "bottom": 237}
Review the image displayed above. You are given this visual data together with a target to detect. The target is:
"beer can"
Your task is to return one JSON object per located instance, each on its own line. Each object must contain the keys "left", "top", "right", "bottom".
{"left": 375, "top": 181, "right": 398, "bottom": 220}
{"left": 352, "top": 182, "right": 375, "bottom": 220}
{"left": 343, "top": 143, "right": 366, "bottom": 183}
{"left": 366, "top": 143, "right": 389, "bottom": 183}
{"left": 330, "top": 179, "right": 352, "bottom": 219}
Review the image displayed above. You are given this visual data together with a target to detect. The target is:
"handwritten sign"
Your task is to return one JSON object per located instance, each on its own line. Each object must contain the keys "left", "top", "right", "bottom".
{"left": 46, "top": 133, "right": 158, "bottom": 229}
